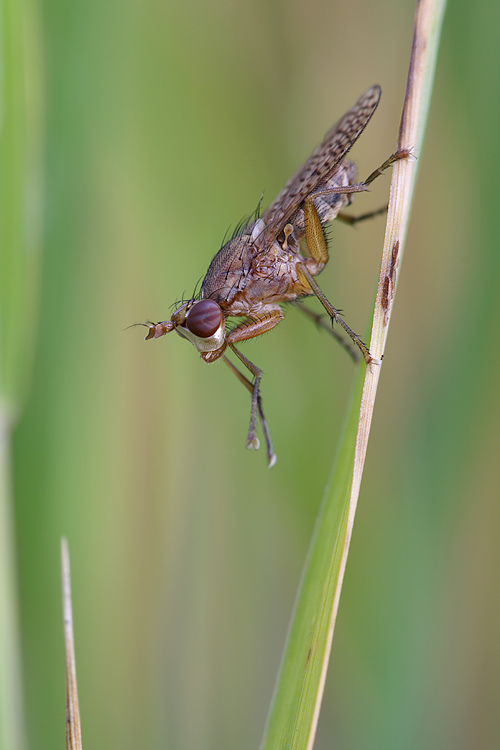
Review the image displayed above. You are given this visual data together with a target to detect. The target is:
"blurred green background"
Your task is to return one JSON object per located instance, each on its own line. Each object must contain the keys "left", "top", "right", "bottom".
{"left": 5, "top": 0, "right": 500, "bottom": 748}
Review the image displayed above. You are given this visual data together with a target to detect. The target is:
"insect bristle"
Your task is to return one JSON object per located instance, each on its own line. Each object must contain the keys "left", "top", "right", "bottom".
{"left": 220, "top": 194, "right": 266, "bottom": 248}
{"left": 169, "top": 293, "right": 190, "bottom": 312}
{"left": 230, "top": 213, "right": 255, "bottom": 241}
{"left": 191, "top": 276, "right": 204, "bottom": 301}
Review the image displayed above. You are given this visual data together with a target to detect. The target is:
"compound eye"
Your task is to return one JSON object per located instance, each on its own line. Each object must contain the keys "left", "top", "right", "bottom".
{"left": 185, "top": 300, "right": 223, "bottom": 338}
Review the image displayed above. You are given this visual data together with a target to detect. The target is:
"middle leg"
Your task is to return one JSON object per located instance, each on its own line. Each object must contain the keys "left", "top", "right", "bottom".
{"left": 299, "top": 194, "right": 377, "bottom": 364}
{"left": 292, "top": 300, "right": 360, "bottom": 362}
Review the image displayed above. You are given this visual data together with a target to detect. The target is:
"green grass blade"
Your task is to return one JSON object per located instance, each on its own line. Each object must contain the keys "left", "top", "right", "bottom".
{"left": 0, "top": 0, "right": 42, "bottom": 747}
{"left": 260, "top": 2, "right": 447, "bottom": 748}
{"left": 0, "top": 0, "right": 42, "bottom": 416}
{"left": 0, "top": 441, "right": 26, "bottom": 750}
{"left": 260, "top": 365, "right": 364, "bottom": 749}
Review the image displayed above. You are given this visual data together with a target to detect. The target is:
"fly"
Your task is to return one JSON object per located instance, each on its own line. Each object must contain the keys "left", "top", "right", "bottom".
{"left": 142, "top": 86, "right": 408, "bottom": 467}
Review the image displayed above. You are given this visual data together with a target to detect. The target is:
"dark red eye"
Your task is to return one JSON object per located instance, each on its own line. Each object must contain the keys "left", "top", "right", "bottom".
{"left": 185, "top": 300, "right": 223, "bottom": 338}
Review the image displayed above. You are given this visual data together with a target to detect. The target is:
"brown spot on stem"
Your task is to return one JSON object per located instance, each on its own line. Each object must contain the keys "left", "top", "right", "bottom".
{"left": 381, "top": 276, "right": 391, "bottom": 310}
{"left": 389, "top": 239, "right": 400, "bottom": 282}
{"left": 381, "top": 240, "right": 400, "bottom": 322}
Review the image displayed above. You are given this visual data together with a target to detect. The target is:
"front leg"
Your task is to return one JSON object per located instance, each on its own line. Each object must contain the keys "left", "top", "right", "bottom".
{"left": 226, "top": 309, "right": 283, "bottom": 465}
{"left": 223, "top": 356, "right": 276, "bottom": 468}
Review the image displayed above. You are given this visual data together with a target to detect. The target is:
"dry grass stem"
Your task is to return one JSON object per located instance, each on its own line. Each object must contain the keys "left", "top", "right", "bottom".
{"left": 309, "top": 0, "right": 447, "bottom": 745}
{"left": 62, "top": 539, "right": 83, "bottom": 750}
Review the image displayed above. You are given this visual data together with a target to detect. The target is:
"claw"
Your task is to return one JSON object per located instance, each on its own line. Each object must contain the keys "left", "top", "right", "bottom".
{"left": 247, "top": 436, "right": 260, "bottom": 451}
{"left": 368, "top": 356, "right": 383, "bottom": 371}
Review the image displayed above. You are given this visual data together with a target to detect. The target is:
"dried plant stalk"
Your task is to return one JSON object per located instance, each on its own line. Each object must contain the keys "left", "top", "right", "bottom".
{"left": 62, "top": 539, "right": 83, "bottom": 750}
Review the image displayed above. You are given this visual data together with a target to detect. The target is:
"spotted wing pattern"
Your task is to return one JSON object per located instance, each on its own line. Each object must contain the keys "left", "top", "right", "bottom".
{"left": 257, "top": 85, "right": 381, "bottom": 249}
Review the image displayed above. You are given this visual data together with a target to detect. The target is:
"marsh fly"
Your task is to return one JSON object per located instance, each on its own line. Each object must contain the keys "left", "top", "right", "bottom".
{"left": 142, "top": 86, "right": 408, "bottom": 466}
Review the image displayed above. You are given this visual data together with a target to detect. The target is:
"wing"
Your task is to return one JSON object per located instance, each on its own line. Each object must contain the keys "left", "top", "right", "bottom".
{"left": 256, "top": 85, "right": 381, "bottom": 249}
